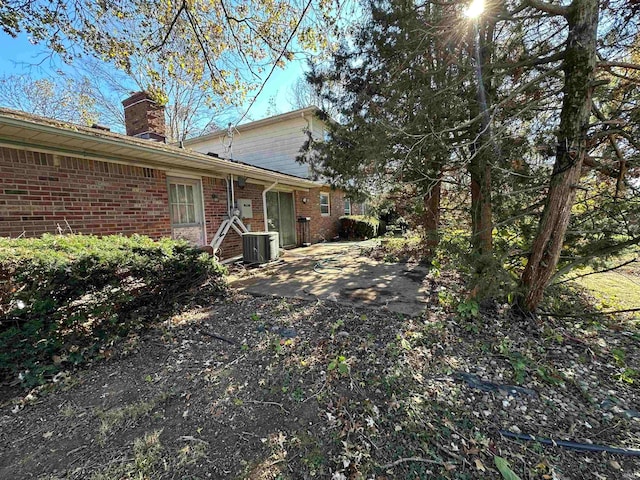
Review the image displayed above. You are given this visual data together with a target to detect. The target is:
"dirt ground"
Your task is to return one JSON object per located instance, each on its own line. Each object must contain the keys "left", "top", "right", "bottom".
{"left": 1, "top": 275, "right": 639, "bottom": 479}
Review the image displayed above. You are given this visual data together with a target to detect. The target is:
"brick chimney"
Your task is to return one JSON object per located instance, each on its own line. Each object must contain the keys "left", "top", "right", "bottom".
{"left": 122, "top": 91, "right": 166, "bottom": 142}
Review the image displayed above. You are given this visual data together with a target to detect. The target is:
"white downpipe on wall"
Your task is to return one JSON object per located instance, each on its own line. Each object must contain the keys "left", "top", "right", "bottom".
{"left": 262, "top": 181, "right": 278, "bottom": 231}
{"left": 211, "top": 174, "right": 249, "bottom": 255}
{"left": 230, "top": 174, "right": 235, "bottom": 214}
{"left": 224, "top": 176, "right": 230, "bottom": 215}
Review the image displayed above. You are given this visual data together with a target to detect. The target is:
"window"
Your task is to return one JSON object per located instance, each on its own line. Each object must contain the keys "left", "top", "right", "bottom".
{"left": 320, "top": 192, "right": 330, "bottom": 216}
{"left": 344, "top": 197, "right": 351, "bottom": 215}
{"left": 169, "top": 183, "right": 197, "bottom": 225}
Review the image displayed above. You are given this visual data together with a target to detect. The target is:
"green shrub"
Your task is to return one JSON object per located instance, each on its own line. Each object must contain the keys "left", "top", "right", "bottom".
{"left": 377, "top": 235, "right": 425, "bottom": 262}
{"left": 339, "top": 215, "right": 381, "bottom": 239}
{"left": 0, "top": 234, "right": 226, "bottom": 387}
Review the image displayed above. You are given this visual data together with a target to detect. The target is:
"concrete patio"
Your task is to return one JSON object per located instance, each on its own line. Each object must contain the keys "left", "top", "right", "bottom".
{"left": 230, "top": 241, "right": 434, "bottom": 316}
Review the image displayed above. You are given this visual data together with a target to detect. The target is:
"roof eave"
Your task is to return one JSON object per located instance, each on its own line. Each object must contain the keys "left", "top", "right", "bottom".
{"left": 183, "top": 106, "right": 322, "bottom": 146}
{"left": 0, "top": 113, "right": 320, "bottom": 189}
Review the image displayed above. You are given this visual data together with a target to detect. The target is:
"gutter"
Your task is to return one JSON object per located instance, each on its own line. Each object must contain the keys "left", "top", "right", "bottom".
{"left": 0, "top": 114, "right": 320, "bottom": 190}
{"left": 182, "top": 106, "right": 319, "bottom": 146}
{"left": 262, "top": 181, "right": 278, "bottom": 231}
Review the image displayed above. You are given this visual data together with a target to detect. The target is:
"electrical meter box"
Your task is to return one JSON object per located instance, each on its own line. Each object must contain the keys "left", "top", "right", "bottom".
{"left": 237, "top": 199, "right": 253, "bottom": 219}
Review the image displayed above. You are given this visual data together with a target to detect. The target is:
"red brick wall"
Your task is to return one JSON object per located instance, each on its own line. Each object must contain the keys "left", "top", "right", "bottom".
{"left": 202, "top": 178, "right": 266, "bottom": 259}
{"left": 0, "top": 148, "right": 171, "bottom": 238}
{"left": 206, "top": 184, "right": 354, "bottom": 254}
{"left": 294, "top": 187, "right": 355, "bottom": 243}
{"left": 0, "top": 146, "right": 359, "bottom": 259}
{"left": 122, "top": 92, "right": 166, "bottom": 139}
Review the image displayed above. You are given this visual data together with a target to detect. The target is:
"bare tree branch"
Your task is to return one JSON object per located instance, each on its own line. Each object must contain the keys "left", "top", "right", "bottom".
{"left": 493, "top": 50, "right": 565, "bottom": 70}
{"left": 525, "top": 0, "right": 570, "bottom": 17}
{"left": 235, "top": 0, "right": 313, "bottom": 125}
{"left": 582, "top": 155, "right": 619, "bottom": 179}
{"left": 591, "top": 102, "right": 629, "bottom": 197}
{"left": 149, "top": 0, "right": 186, "bottom": 53}
{"left": 552, "top": 257, "right": 638, "bottom": 285}
{"left": 598, "top": 61, "right": 640, "bottom": 71}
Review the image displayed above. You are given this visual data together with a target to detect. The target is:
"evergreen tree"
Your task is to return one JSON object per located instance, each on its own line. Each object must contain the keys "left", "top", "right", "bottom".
{"left": 307, "top": 0, "right": 640, "bottom": 308}
{"left": 517, "top": 0, "right": 640, "bottom": 311}
{"left": 305, "top": 0, "right": 476, "bottom": 253}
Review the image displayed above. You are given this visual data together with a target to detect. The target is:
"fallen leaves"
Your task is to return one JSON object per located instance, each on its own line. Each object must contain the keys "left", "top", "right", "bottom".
{"left": 2, "top": 293, "right": 639, "bottom": 479}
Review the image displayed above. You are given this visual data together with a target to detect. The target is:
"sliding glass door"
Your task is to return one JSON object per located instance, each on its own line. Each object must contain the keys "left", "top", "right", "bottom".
{"left": 266, "top": 191, "right": 296, "bottom": 247}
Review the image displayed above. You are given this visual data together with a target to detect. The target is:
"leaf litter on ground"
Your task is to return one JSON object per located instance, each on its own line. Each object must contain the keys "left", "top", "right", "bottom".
{"left": 0, "top": 286, "right": 638, "bottom": 479}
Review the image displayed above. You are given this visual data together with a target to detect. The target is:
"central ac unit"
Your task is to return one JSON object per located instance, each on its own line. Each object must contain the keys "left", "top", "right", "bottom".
{"left": 242, "top": 232, "right": 279, "bottom": 264}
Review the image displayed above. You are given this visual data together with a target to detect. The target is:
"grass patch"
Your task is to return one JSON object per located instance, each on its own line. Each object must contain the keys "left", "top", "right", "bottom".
{"left": 177, "top": 441, "right": 209, "bottom": 467}
{"left": 574, "top": 270, "right": 640, "bottom": 313}
{"left": 91, "top": 430, "right": 164, "bottom": 480}
{"left": 96, "top": 392, "right": 170, "bottom": 444}
{"left": 367, "top": 235, "right": 425, "bottom": 262}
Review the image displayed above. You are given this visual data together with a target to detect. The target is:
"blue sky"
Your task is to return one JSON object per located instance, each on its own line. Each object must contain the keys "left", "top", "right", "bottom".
{"left": 241, "top": 59, "right": 308, "bottom": 120}
{"left": 0, "top": 31, "right": 309, "bottom": 125}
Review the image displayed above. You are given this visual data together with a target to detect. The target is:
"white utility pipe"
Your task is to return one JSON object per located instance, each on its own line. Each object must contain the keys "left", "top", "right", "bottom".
{"left": 262, "top": 181, "right": 278, "bottom": 231}
{"left": 230, "top": 174, "right": 235, "bottom": 214}
{"left": 224, "top": 177, "right": 230, "bottom": 215}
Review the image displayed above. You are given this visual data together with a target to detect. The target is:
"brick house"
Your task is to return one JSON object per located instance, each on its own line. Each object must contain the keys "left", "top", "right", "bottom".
{"left": 185, "top": 106, "right": 361, "bottom": 248}
{"left": 0, "top": 93, "right": 357, "bottom": 260}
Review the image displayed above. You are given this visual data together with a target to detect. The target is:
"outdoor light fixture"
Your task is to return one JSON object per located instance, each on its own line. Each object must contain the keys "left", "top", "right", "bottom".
{"left": 465, "top": 0, "right": 485, "bottom": 18}
{"left": 302, "top": 197, "right": 308, "bottom": 204}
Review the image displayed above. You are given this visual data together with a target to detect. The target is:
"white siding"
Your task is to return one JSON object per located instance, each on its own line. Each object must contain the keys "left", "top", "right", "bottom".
{"left": 189, "top": 114, "right": 326, "bottom": 179}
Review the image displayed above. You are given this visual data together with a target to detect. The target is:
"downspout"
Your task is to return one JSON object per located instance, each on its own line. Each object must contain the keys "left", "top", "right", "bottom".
{"left": 230, "top": 174, "right": 235, "bottom": 214}
{"left": 224, "top": 177, "right": 230, "bottom": 215}
{"left": 262, "top": 181, "right": 278, "bottom": 231}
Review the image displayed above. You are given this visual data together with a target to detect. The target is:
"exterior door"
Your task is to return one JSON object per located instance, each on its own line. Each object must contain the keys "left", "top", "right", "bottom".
{"left": 266, "top": 191, "right": 296, "bottom": 247}
{"left": 167, "top": 177, "right": 205, "bottom": 245}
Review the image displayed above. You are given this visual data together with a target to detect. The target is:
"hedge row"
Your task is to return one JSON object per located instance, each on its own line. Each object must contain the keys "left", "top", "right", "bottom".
{"left": 339, "top": 215, "right": 381, "bottom": 239}
{"left": 0, "top": 234, "right": 226, "bottom": 387}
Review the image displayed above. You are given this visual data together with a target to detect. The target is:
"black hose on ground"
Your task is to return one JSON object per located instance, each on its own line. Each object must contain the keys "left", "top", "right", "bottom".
{"left": 498, "top": 430, "right": 640, "bottom": 456}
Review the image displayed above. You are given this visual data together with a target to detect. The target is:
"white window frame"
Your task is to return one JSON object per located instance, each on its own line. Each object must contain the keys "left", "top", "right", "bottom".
{"left": 344, "top": 197, "right": 351, "bottom": 215}
{"left": 168, "top": 179, "right": 203, "bottom": 227}
{"left": 320, "top": 192, "right": 330, "bottom": 216}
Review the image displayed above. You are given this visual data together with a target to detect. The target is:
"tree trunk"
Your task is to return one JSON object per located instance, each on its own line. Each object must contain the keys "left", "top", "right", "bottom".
{"left": 423, "top": 172, "right": 442, "bottom": 254}
{"left": 469, "top": 19, "right": 494, "bottom": 256}
{"left": 469, "top": 151, "right": 493, "bottom": 255}
{"left": 520, "top": 0, "right": 599, "bottom": 312}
